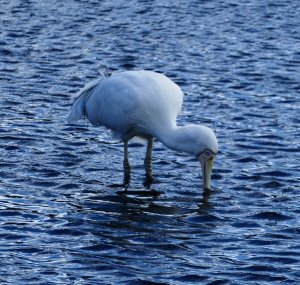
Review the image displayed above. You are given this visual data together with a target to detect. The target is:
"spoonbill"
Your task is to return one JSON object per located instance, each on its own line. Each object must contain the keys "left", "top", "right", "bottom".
{"left": 68, "top": 70, "right": 218, "bottom": 190}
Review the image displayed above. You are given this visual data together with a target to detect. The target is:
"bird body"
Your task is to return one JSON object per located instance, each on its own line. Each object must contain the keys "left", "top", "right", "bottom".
{"left": 69, "top": 70, "right": 182, "bottom": 140}
{"left": 68, "top": 70, "right": 218, "bottom": 189}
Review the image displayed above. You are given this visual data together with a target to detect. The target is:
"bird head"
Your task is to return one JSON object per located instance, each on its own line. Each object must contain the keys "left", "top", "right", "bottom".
{"left": 159, "top": 124, "right": 218, "bottom": 190}
{"left": 188, "top": 125, "right": 218, "bottom": 190}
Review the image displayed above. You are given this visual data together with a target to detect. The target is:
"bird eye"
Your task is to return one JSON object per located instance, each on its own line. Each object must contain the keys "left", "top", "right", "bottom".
{"left": 205, "top": 150, "right": 211, "bottom": 157}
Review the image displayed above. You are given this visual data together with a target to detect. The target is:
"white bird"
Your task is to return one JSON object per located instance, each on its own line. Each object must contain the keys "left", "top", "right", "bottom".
{"left": 68, "top": 70, "right": 218, "bottom": 190}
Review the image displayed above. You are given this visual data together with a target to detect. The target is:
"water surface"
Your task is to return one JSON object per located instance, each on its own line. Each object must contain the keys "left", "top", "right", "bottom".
{"left": 1, "top": 0, "right": 299, "bottom": 284}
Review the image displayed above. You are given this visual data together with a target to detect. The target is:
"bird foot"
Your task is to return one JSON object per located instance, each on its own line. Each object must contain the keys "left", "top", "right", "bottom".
{"left": 143, "top": 174, "right": 158, "bottom": 188}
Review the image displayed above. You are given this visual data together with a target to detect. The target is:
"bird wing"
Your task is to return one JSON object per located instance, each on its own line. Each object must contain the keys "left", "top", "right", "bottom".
{"left": 67, "top": 77, "right": 107, "bottom": 123}
{"left": 68, "top": 70, "right": 183, "bottom": 140}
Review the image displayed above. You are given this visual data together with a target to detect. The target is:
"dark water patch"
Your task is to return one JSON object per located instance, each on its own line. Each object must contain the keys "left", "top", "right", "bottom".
{"left": 249, "top": 256, "right": 299, "bottom": 265}
{"left": 263, "top": 180, "right": 282, "bottom": 188}
{"left": 47, "top": 228, "right": 86, "bottom": 237}
{"left": 186, "top": 214, "right": 224, "bottom": 224}
{"left": 234, "top": 173, "right": 264, "bottom": 182}
{"left": 247, "top": 238, "right": 281, "bottom": 246}
{"left": 242, "top": 272, "right": 289, "bottom": 283}
{"left": 81, "top": 243, "right": 115, "bottom": 252}
{"left": 280, "top": 227, "right": 300, "bottom": 236}
{"left": 58, "top": 183, "right": 81, "bottom": 190}
{"left": 32, "top": 180, "right": 59, "bottom": 188}
{"left": 126, "top": 280, "right": 169, "bottom": 285}
{"left": 231, "top": 221, "right": 261, "bottom": 229}
{"left": 4, "top": 145, "right": 20, "bottom": 151}
{"left": 174, "top": 274, "right": 208, "bottom": 283}
{"left": 0, "top": 210, "right": 23, "bottom": 217}
{"left": 267, "top": 233, "right": 298, "bottom": 242}
{"left": 255, "top": 170, "right": 292, "bottom": 177}
{"left": 237, "top": 157, "right": 258, "bottom": 163}
{"left": 0, "top": 233, "right": 28, "bottom": 241}
{"left": 11, "top": 246, "right": 45, "bottom": 254}
{"left": 244, "top": 264, "right": 279, "bottom": 273}
{"left": 204, "top": 279, "right": 230, "bottom": 285}
{"left": 248, "top": 211, "right": 291, "bottom": 221}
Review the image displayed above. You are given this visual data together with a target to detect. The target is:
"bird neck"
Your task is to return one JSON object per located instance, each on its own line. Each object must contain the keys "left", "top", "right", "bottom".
{"left": 157, "top": 125, "right": 198, "bottom": 155}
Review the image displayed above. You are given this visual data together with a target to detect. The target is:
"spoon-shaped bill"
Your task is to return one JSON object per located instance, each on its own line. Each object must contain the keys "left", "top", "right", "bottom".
{"left": 198, "top": 153, "right": 215, "bottom": 190}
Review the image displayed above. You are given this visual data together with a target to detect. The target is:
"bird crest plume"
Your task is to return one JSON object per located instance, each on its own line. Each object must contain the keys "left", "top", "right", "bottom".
{"left": 68, "top": 73, "right": 109, "bottom": 123}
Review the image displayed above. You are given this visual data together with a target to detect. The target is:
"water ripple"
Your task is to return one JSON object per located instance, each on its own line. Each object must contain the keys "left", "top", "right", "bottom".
{"left": 1, "top": 0, "right": 300, "bottom": 284}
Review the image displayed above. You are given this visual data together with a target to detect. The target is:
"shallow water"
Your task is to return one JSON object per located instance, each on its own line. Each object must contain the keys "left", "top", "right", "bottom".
{"left": 1, "top": 0, "right": 300, "bottom": 284}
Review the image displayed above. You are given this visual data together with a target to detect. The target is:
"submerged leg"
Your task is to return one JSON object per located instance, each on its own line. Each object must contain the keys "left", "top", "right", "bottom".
{"left": 123, "top": 140, "right": 131, "bottom": 185}
{"left": 144, "top": 137, "right": 154, "bottom": 184}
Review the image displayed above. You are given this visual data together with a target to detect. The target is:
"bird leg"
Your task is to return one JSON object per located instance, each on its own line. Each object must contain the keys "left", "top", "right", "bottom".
{"left": 144, "top": 137, "right": 154, "bottom": 184}
{"left": 123, "top": 140, "right": 131, "bottom": 185}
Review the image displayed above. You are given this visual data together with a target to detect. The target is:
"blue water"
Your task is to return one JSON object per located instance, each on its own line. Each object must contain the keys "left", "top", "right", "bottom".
{"left": 1, "top": 0, "right": 300, "bottom": 284}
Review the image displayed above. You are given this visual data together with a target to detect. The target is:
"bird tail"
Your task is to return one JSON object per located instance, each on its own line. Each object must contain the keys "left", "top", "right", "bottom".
{"left": 67, "top": 75, "right": 107, "bottom": 123}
